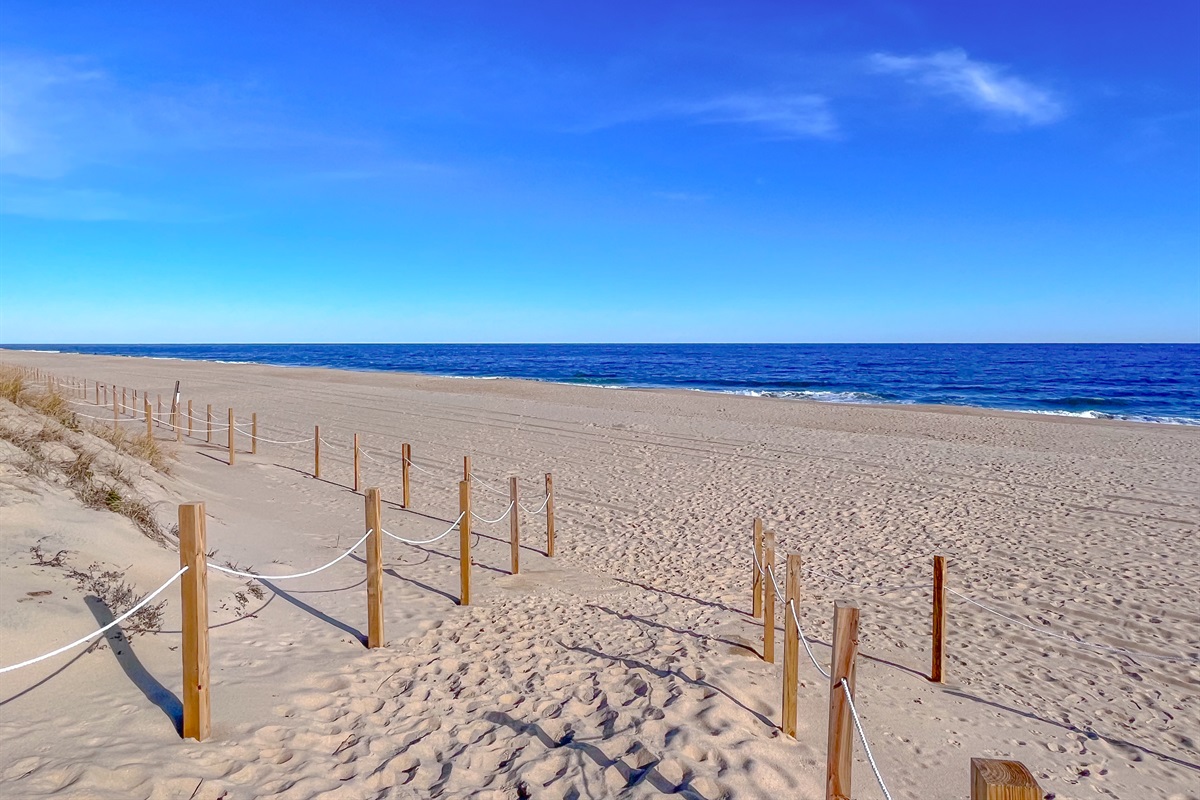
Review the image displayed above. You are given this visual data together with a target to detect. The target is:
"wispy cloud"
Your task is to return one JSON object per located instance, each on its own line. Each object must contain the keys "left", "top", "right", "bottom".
{"left": 870, "top": 48, "right": 1064, "bottom": 126}
{"left": 674, "top": 93, "right": 837, "bottom": 139}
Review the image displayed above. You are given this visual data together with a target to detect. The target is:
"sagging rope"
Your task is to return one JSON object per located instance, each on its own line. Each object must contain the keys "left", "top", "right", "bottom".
{"left": 840, "top": 679, "right": 894, "bottom": 800}
{"left": 0, "top": 566, "right": 189, "bottom": 674}
{"left": 788, "top": 597, "right": 831, "bottom": 679}
{"left": 519, "top": 492, "right": 551, "bottom": 514}
{"left": 472, "top": 501, "right": 514, "bottom": 524}
{"left": 207, "top": 531, "right": 372, "bottom": 580}
{"left": 382, "top": 512, "right": 466, "bottom": 545}
{"left": 404, "top": 457, "right": 442, "bottom": 477}
{"left": 230, "top": 425, "right": 314, "bottom": 445}
{"left": 468, "top": 472, "right": 509, "bottom": 496}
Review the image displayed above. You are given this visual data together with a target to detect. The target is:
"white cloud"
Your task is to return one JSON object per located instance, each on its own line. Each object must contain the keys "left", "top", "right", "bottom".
{"left": 676, "top": 93, "right": 837, "bottom": 139}
{"left": 870, "top": 48, "right": 1063, "bottom": 125}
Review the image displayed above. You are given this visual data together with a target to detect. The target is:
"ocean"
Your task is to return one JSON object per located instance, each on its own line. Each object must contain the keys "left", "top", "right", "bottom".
{"left": 5, "top": 343, "right": 1198, "bottom": 425}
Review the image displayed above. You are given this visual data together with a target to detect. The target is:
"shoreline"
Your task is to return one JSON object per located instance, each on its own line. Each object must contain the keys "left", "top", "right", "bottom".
{"left": 4, "top": 347, "right": 1197, "bottom": 430}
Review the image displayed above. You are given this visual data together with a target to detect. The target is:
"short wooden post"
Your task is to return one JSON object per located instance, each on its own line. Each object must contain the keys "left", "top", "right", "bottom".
{"left": 970, "top": 758, "right": 1041, "bottom": 800}
{"left": 459, "top": 480, "right": 472, "bottom": 606}
{"left": 178, "top": 502, "right": 211, "bottom": 742}
{"left": 206, "top": 404, "right": 212, "bottom": 443}
{"left": 826, "top": 601, "right": 860, "bottom": 800}
{"left": 94, "top": 381, "right": 99, "bottom": 404}
{"left": 188, "top": 400, "right": 193, "bottom": 437}
{"left": 782, "top": 553, "right": 802, "bottom": 737}
{"left": 113, "top": 393, "right": 119, "bottom": 432}
{"left": 251, "top": 413, "right": 258, "bottom": 454}
{"left": 122, "top": 387, "right": 127, "bottom": 414}
{"left": 364, "top": 487, "right": 384, "bottom": 648}
{"left": 752, "top": 517, "right": 764, "bottom": 618}
{"left": 932, "top": 554, "right": 947, "bottom": 683}
{"left": 401, "top": 443, "right": 411, "bottom": 508}
{"left": 227, "top": 408, "right": 235, "bottom": 466}
{"left": 145, "top": 399, "right": 152, "bottom": 439}
{"left": 132, "top": 389, "right": 137, "bottom": 413}
{"left": 314, "top": 425, "right": 321, "bottom": 478}
{"left": 509, "top": 476, "right": 520, "bottom": 574}
{"left": 545, "top": 472, "right": 556, "bottom": 557}
{"left": 762, "top": 532, "right": 776, "bottom": 663}
{"left": 353, "top": 434, "right": 360, "bottom": 492}
{"left": 157, "top": 395, "right": 162, "bottom": 426}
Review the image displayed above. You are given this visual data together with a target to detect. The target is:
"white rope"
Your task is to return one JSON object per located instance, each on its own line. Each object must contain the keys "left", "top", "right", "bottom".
{"left": 359, "top": 447, "right": 386, "bottom": 464}
{"left": 208, "top": 531, "right": 372, "bottom": 580}
{"left": 519, "top": 493, "right": 551, "bottom": 514}
{"left": 840, "top": 680, "right": 894, "bottom": 800}
{"left": 382, "top": 512, "right": 466, "bottom": 545}
{"left": 471, "top": 501, "right": 514, "bottom": 524}
{"left": 404, "top": 457, "right": 442, "bottom": 477}
{"left": 788, "top": 598, "right": 831, "bottom": 679}
{"left": 71, "top": 411, "right": 144, "bottom": 423}
{"left": 0, "top": 566, "right": 188, "bottom": 674}
{"left": 948, "top": 589, "right": 1200, "bottom": 663}
{"left": 468, "top": 472, "right": 509, "bottom": 496}
{"left": 318, "top": 437, "right": 342, "bottom": 450}
{"left": 231, "top": 425, "right": 314, "bottom": 444}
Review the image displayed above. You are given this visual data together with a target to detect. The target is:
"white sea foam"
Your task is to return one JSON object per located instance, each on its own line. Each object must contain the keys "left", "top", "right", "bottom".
{"left": 719, "top": 388, "right": 896, "bottom": 404}
{"left": 1016, "top": 408, "right": 1200, "bottom": 426}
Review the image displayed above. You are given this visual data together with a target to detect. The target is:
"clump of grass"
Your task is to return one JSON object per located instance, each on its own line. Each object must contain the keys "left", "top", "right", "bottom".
{"left": 30, "top": 546, "right": 166, "bottom": 636}
{"left": 0, "top": 368, "right": 24, "bottom": 402}
{"left": 90, "top": 424, "right": 171, "bottom": 474}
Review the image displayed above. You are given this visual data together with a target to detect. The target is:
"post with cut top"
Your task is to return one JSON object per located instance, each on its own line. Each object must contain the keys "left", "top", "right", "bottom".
{"left": 314, "top": 425, "right": 321, "bottom": 478}
{"left": 353, "top": 434, "right": 360, "bottom": 493}
{"left": 762, "top": 531, "right": 776, "bottom": 663}
{"left": 509, "top": 476, "right": 520, "bottom": 574}
{"left": 178, "top": 501, "right": 211, "bottom": 741}
{"left": 251, "top": 413, "right": 258, "bottom": 455}
{"left": 782, "top": 552, "right": 802, "bottom": 737}
{"left": 932, "top": 554, "right": 947, "bottom": 683}
{"left": 145, "top": 399, "right": 152, "bottom": 440}
{"left": 364, "top": 487, "right": 384, "bottom": 648}
{"left": 752, "top": 517, "right": 764, "bottom": 618}
{"left": 227, "top": 408, "right": 235, "bottom": 466}
{"left": 545, "top": 472, "right": 556, "bottom": 557}
{"left": 188, "top": 400, "right": 193, "bottom": 437}
{"left": 826, "top": 600, "right": 860, "bottom": 800}
{"left": 459, "top": 480, "right": 472, "bottom": 606}
{"left": 970, "top": 758, "right": 1041, "bottom": 800}
{"left": 132, "top": 389, "right": 138, "bottom": 414}
{"left": 206, "top": 404, "right": 213, "bottom": 443}
{"left": 463, "top": 455, "right": 471, "bottom": 482}
{"left": 401, "top": 443, "right": 411, "bottom": 508}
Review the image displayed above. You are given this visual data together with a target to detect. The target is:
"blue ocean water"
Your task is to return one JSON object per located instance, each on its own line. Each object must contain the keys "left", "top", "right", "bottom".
{"left": 5, "top": 343, "right": 1199, "bottom": 424}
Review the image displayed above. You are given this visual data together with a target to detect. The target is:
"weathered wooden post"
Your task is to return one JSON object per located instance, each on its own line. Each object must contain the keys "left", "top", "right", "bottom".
{"left": 463, "top": 455, "right": 471, "bottom": 482}
{"left": 932, "top": 554, "right": 947, "bottom": 683}
{"left": 752, "top": 517, "right": 764, "bottom": 618}
{"left": 763, "top": 531, "right": 776, "bottom": 663}
{"left": 113, "top": 393, "right": 119, "bottom": 432}
{"left": 178, "top": 502, "right": 211, "bottom": 742}
{"left": 459, "top": 480, "right": 472, "bottom": 606}
{"left": 353, "top": 434, "right": 360, "bottom": 493}
{"left": 364, "top": 487, "right": 384, "bottom": 648}
{"left": 314, "top": 426, "right": 321, "bottom": 478}
{"left": 206, "top": 404, "right": 213, "bottom": 443}
{"left": 145, "top": 399, "right": 152, "bottom": 440}
{"left": 122, "top": 387, "right": 127, "bottom": 414}
{"left": 157, "top": 395, "right": 162, "bottom": 426}
{"left": 251, "top": 413, "right": 258, "bottom": 454}
{"left": 401, "top": 443, "right": 411, "bottom": 508}
{"left": 970, "top": 758, "right": 1041, "bottom": 799}
{"left": 826, "top": 601, "right": 860, "bottom": 800}
{"left": 227, "top": 409, "right": 235, "bottom": 466}
{"left": 509, "top": 476, "right": 520, "bottom": 574}
{"left": 545, "top": 472, "right": 556, "bottom": 557}
{"left": 188, "top": 400, "right": 193, "bottom": 437}
{"left": 782, "top": 552, "right": 802, "bottom": 737}
{"left": 94, "top": 381, "right": 99, "bottom": 404}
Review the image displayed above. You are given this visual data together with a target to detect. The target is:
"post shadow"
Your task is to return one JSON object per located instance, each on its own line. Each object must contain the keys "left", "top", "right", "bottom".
{"left": 259, "top": 580, "right": 366, "bottom": 646}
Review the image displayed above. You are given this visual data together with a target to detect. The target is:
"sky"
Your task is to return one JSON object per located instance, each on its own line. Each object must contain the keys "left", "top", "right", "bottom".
{"left": 1, "top": 0, "right": 1198, "bottom": 343}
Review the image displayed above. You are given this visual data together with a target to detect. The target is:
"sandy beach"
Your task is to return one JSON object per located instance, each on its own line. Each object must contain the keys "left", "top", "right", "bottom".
{"left": 1, "top": 349, "right": 1197, "bottom": 800}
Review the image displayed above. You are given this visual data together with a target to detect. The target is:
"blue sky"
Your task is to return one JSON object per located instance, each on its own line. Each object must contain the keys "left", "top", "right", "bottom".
{"left": 1, "top": 1, "right": 1197, "bottom": 343}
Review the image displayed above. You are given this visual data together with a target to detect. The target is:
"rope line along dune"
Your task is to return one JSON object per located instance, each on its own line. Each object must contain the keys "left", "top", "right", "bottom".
{"left": 206, "top": 531, "right": 372, "bottom": 580}
{"left": 468, "top": 472, "right": 509, "bottom": 496}
{"left": 0, "top": 566, "right": 189, "bottom": 674}
{"left": 382, "top": 512, "right": 466, "bottom": 545}
{"left": 231, "top": 424, "right": 314, "bottom": 445}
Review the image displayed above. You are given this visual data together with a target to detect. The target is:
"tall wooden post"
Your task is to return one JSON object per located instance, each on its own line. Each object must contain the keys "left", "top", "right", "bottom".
{"left": 970, "top": 758, "right": 1041, "bottom": 800}
{"left": 188, "top": 400, "right": 193, "bottom": 437}
{"left": 132, "top": 389, "right": 138, "bottom": 414}
{"left": 176, "top": 404, "right": 183, "bottom": 442}
{"left": 206, "top": 404, "right": 212, "bottom": 443}
{"left": 353, "top": 434, "right": 360, "bottom": 493}
{"left": 463, "top": 455, "right": 471, "bottom": 482}
{"left": 227, "top": 409, "right": 235, "bottom": 466}
{"left": 752, "top": 517, "right": 764, "bottom": 618}
{"left": 251, "top": 413, "right": 258, "bottom": 454}
{"left": 763, "top": 532, "right": 776, "bottom": 663}
{"left": 545, "top": 472, "right": 556, "bottom": 557}
{"left": 145, "top": 399, "right": 152, "bottom": 440}
{"left": 509, "top": 476, "right": 520, "bottom": 574}
{"left": 314, "top": 426, "right": 321, "bottom": 478}
{"left": 782, "top": 553, "right": 802, "bottom": 737}
{"left": 826, "top": 601, "right": 860, "bottom": 800}
{"left": 178, "top": 502, "right": 211, "bottom": 742}
{"left": 364, "top": 488, "right": 384, "bottom": 648}
{"left": 932, "top": 555, "right": 947, "bottom": 683}
{"left": 459, "top": 480, "right": 472, "bottom": 606}
{"left": 401, "top": 443, "right": 411, "bottom": 508}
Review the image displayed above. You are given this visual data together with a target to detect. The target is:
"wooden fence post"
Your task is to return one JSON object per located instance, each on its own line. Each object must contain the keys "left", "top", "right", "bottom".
{"left": 826, "top": 601, "right": 860, "bottom": 800}
{"left": 122, "top": 387, "right": 127, "bottom": 414}
{"left": 509, "top": 476, "right": 520, "bottom": 574}
{"left": 364, "top": 487, "right": 384, "bottom": 648}
{"left": 227, "top": 409, "right": 235, "bottom": 466}
{"left": 113, "top": 393, "right": 119, "bottom": 432}
{"left": 251, "top": 413, "right": 258, "bottom": 454}
{"left": 178, "top": 502, "right": 211, "bottom": 742}
{"left": 932, "top": 554, "right": 947, "bottom": 683}
{"left": 206, "top": 404, "right": 212, "bottom": 443}
{"left": 176, "top": 403, "right": 183, "bottom": 441}
{"left": 782, "top": 552, "right": 802, "bottom": 737}
{"left": 970, "top": 758, "right": 1041, "bottom": 799}
{"left": 401, "top": 443, "right": 411, "bottom": 508}
{"left": 762, "top": 532, "right": 775, "bottom": 663}
{"left": 353, "top": 434, "right": 360, "bottom": 493}
{"left": 545, "top": 472, "right": 556, "bottom": 557}
{"left": 464, "top": 455, "right": 471, "bottom": 482}
{"left": 314, "top": 426, "right": 321, "bottom": 478}
{"left": 459, "top": 480, "right": 472, "bottom": 606}
{"left": 752, "top": 517, "right": 764, "bottom": 618}
{"left": 145, "top": 399, "right": 152, "bottom": 440}
{"left": 94, "top": 381, "right": 99, "bottom": 404}
{"left": 132, "top": 389, "right": 137, "bottom": 413}
{"left": 188, "top": 400, "right": 193, "bottom": 437}
{"left": 157, "top": 395, "right": 162, "bottom": 426}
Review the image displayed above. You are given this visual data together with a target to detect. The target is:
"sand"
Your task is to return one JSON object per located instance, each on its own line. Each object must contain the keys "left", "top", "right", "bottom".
{"left": 0, "top": 349, "right": 1197, "bottom": 800}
